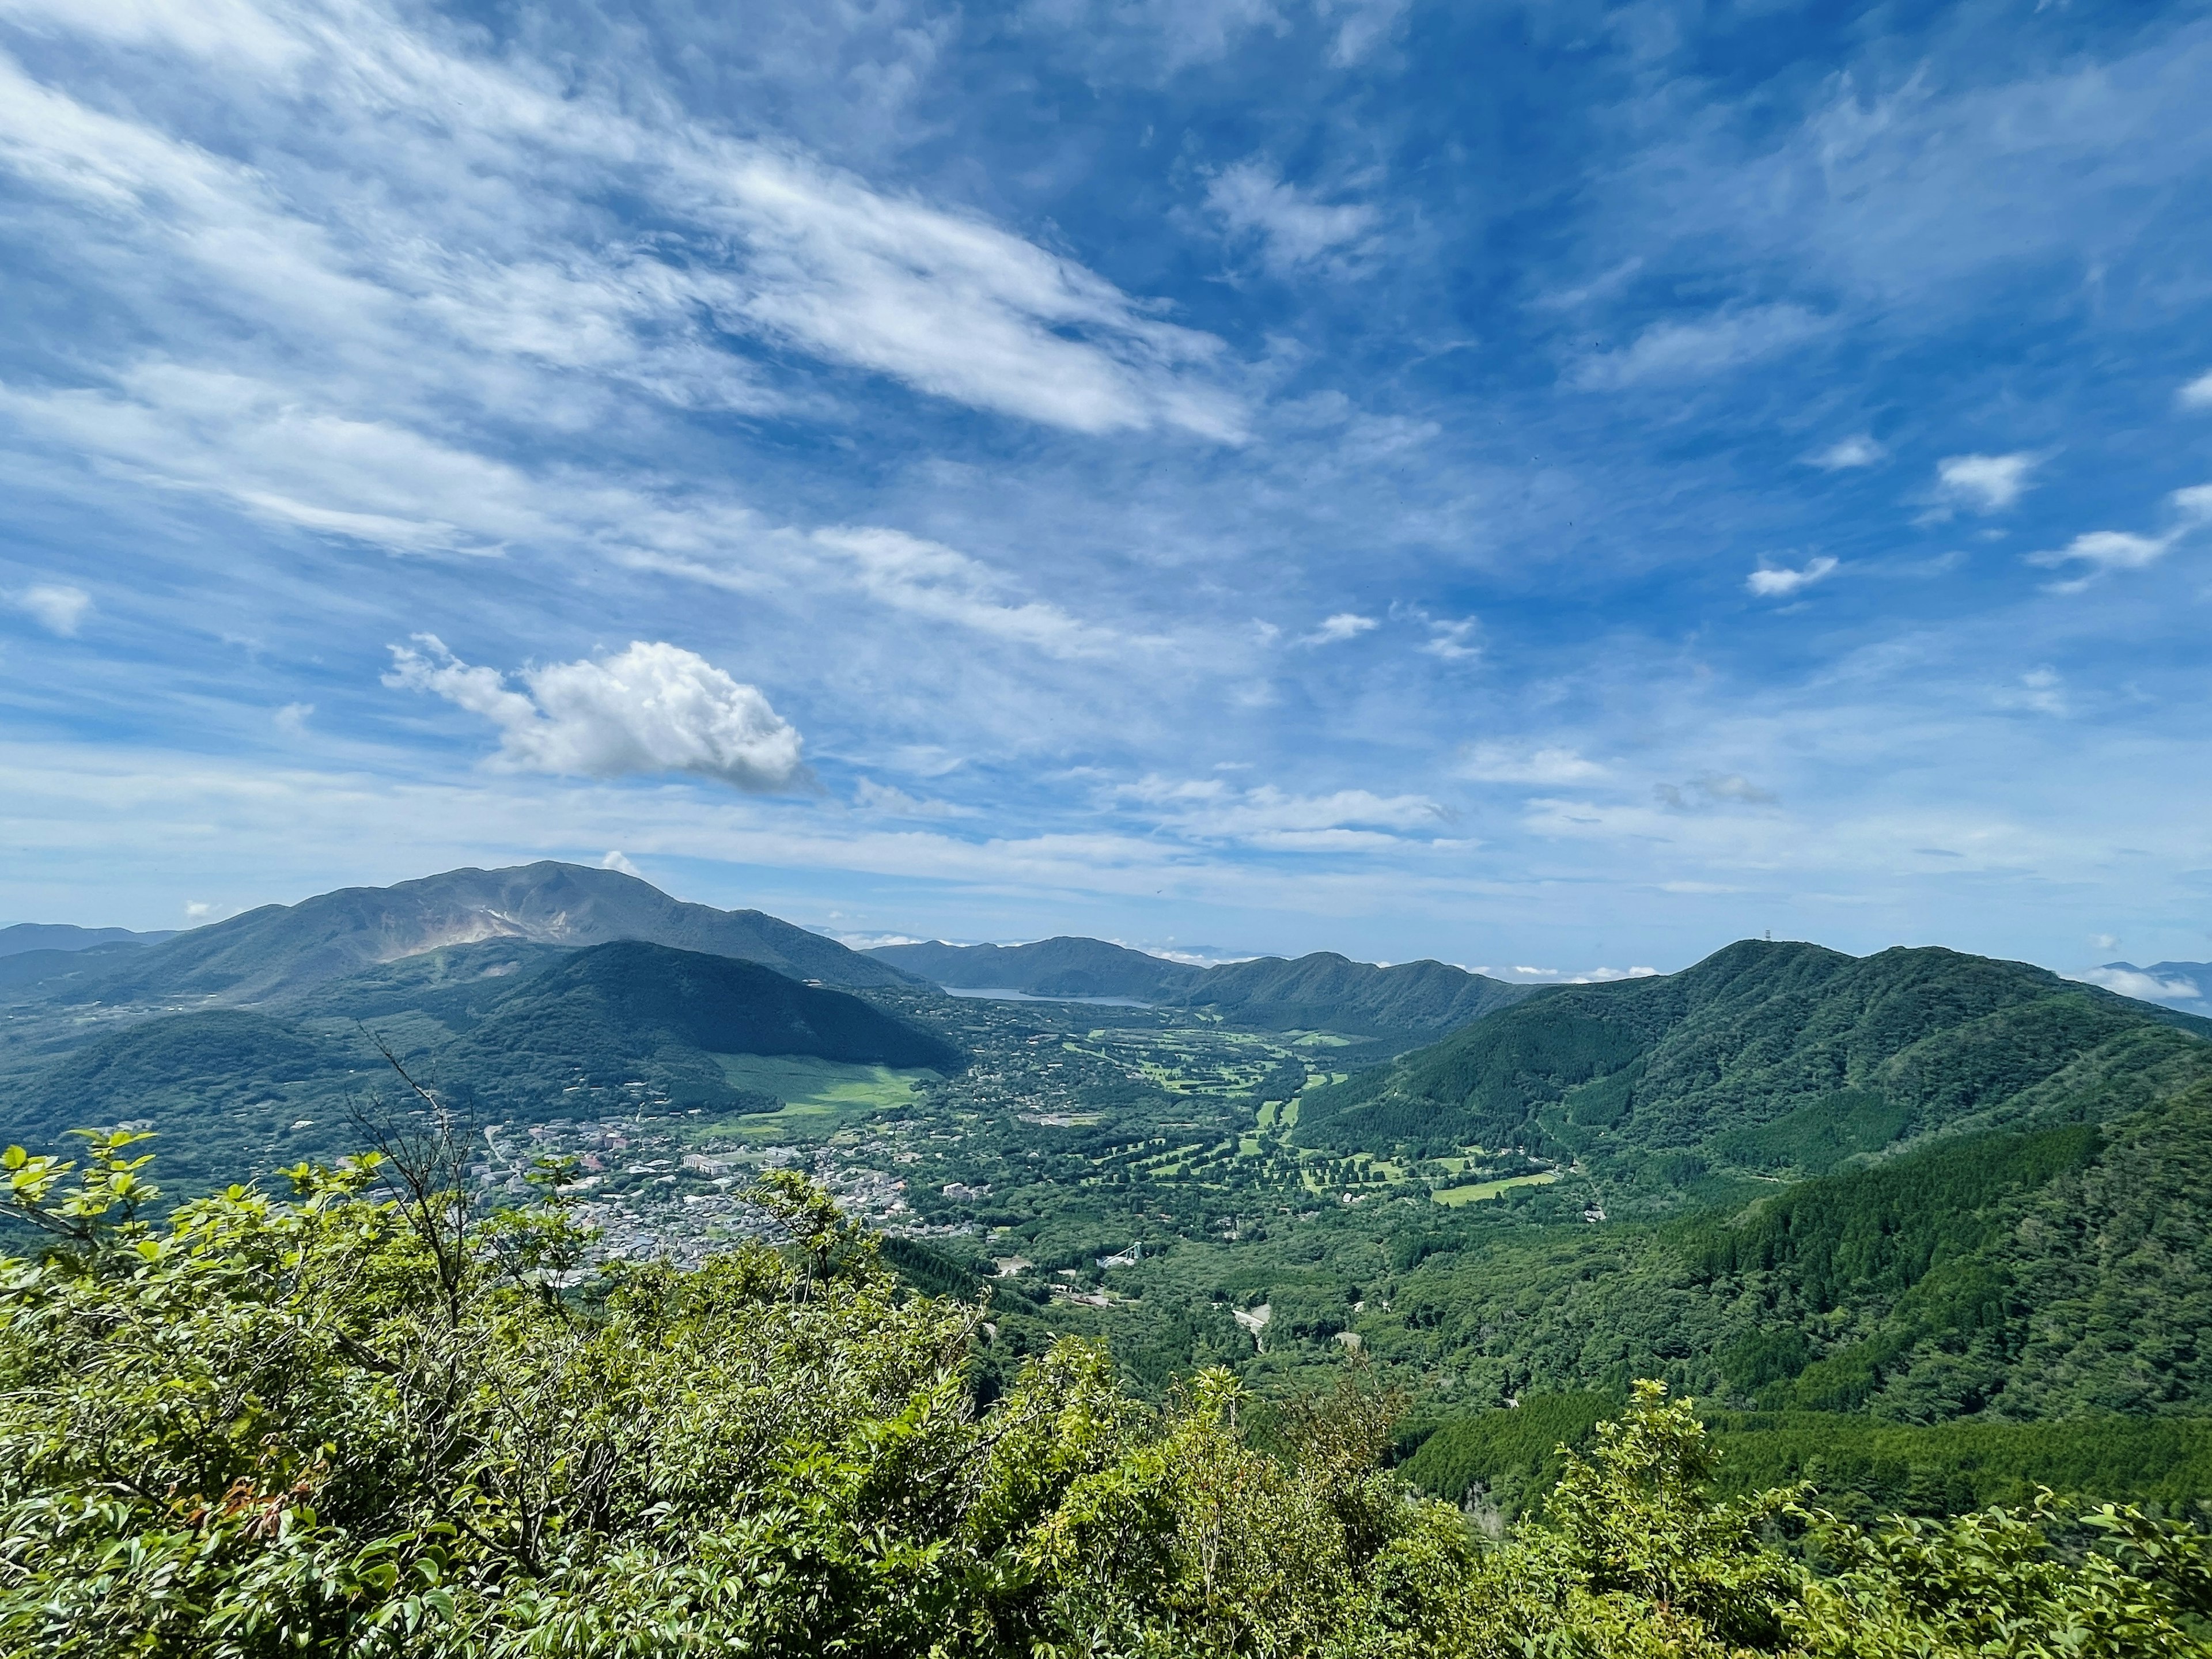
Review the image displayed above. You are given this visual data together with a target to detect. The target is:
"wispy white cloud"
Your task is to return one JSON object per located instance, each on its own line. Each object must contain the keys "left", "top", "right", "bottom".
{"left": 2024, "top": 483, "right": 2212, "bottom": 587}
{"left": 806, "top": 527, "right": 1120, "bottom": 658}
{"left": 1205, "top": 159, "right": 1378, "bottom": 273}
{"left": 1314, "top": 0, "right": 1406, "bottom": 65}
{"left": 1806, "top": 435, "right": 1884, "bottom": 469}
{"left": 2178, "top": 369, "right": 2212, "bottom": 410}
{"left": 1115, "top": 774, "right": 1447, "bottom": 847}
{"left": 0, "top": 1, "right": 1245, "bottom": 441}
{"left": 1571, "top": 304, "right": 1825, "bottom": 389}
{"left": 385, "top": 637, "right": 805, "bottom": 790}
{"left": 1302, "top": 611, "right": 1378, "bottom": 645}
{"left": 11, "top": 582, "right": 91, "bottom": 635}
{"left": 1418, "top": 616, "right": 1480, "bottom": 660}
{"left": 1747, "top": 556, "right": 1838, "bottom": 597}
{"left": 1992, "top": 666, "right": 2067, "bottom": 716}
{"left": 1457, "top": 744, "right": 1605, "bottom": 785}
{"left": 1936, "top": 452, "right": 2039, "bottom": 513}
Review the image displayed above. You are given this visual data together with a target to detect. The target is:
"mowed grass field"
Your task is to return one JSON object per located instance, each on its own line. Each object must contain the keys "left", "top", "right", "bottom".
{"left": 1431, "top": 1171, "right": 1560, "bottom": 1207}
{"left": 715, "top": 1054, "right": 940, "bottom": 1107}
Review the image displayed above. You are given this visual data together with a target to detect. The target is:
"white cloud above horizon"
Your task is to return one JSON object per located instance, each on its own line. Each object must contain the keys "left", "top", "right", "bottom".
{"left": 1747, "top": 556, "right": 1838, "bottom": 597}
{"left": 1807, "top": 435, "right": 1884, "bottom": 469}
{"left": 1457, "top": 744, "right": 1605, "bottom": 785}
{"left": 385, "top": 638, "right": 805, "bottom": 791}
{"left": 1572, "top": 304, "right": 1825, "bottom": 389}
{"left": 11, "top": 582, "right": 91, "bottom": 635}
{"left": 1304, "top": 612, "right": 1378, "bottom": 645}
{"left": 1205, "top": 159, "right": 1379, "bottom": 272}
{"left": 1936, "top": 452, "right": 2039, "bottom": 513}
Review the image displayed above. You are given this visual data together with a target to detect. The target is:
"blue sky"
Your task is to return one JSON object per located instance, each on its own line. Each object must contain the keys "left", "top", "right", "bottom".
{"left": 1, "top": 0, "right": 2209, "bottom": 993}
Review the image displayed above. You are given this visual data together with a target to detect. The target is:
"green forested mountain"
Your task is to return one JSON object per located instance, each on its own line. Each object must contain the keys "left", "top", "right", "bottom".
{"left": 1173, "top": 951, "right": 1534, "bottom": 1035}
{"left": 1296, "top": 940, "right": 2212, "bottom": 1179}
{"left": 35, "top": 861, "right": 913, "bottom": 1006}
{"left": 5, "top": 940, "right": 962, "bottom": 1196}
{"left": 447, "top": 940, "right": 966, "bottom": 1105}
{"left": 1354, "top": 1074, "right": 2212, "bottom": 1426}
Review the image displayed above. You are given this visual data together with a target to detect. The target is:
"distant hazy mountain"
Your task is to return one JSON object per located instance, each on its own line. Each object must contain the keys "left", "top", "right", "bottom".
{"left": 0, "top": 922, "right": 176, "bottom": 957}
{"left": 863, "top": 937, "right": 1203, "bottom": 1000}
{"left": 0, "top": 940, "right": 162, "bottom": 991}
{"left": 862, "top": 937, "right": 1534, "bottom": 1036}
{"left": 1298, "top": 939, "right": 2212, "bottom": 1180}
{"left": 33, "top": 862, "right": 914, "bottom": 1005}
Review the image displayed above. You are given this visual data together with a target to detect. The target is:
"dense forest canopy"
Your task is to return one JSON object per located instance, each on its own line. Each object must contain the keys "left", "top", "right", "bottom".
{"left": 5, "top": 1130, "right": 2211, "bottom": 1657}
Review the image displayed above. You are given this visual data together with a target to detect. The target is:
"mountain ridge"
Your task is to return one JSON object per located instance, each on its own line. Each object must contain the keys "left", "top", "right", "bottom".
{"left": 1294, "top": 939, "right": 2212, "bottom": 1188}
{"left": 863, "top": 936, "right": 1536, "bottom": 1036}
{"left": 26, "top": 862, "right": 914, "bottom": 1006}
{"left": 0, "top": 923, "right": 178, "bottom": 957}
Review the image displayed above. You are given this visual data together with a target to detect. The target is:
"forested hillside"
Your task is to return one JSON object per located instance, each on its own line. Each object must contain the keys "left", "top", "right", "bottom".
{"left": 1296, "top": 940, "right": 2212, "bottom": 1186}
{"left": 5, "top": 1134, "right": 2207, "bottom": 1658}
{"left": 4, "top": 938, "right": 963, "bottom": 1196}
{"left": 1354, "top": 1075, "right": 2212, "bottom": 1424}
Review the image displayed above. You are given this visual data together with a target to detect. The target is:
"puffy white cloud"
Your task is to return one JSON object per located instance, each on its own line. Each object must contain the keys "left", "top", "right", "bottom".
{"left": 1746, "top": 556, "right": 1838, "bottom": 597}
{"left": 1303, "top": 612, "right": 1378, "bottom": 645}
{"left": 1572, "top": 304, "right": 1825, "bottom": 389}
{"left": 1457, "top": 744, "right": 1605, "bottom": 785}
{"left": 1806, "top": 435, "right": 1884, "bottom": 469}
{"left": 1205, "top": 160, "right": 1379, "bottom": 272}
{"left": 273, "top": 702, "right": 314, "bottom": 737}
{"left": 13, "top": 582, "right": 92, "bottom": 635}
{"left": 2179, "top": 369, "right": 2212, "bottom": 410}
{"left": 599, "top": 850, "right": 642, "bottom": 877}
{"left": 1936, "top": 452, "right": 2038, "bottom": 512}
{"left": 385, "top": 638, "right": 804, "bottom": 791}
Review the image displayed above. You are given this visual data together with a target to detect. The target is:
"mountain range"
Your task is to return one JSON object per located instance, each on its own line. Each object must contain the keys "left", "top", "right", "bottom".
{"left": 863, "top": 936, "right": 1533, "bottom": 1037}
{"left": 1295, "top": 938, "right": 2212, "bottom": 1195}
{"left": 18, "top": 862, "right": 911, "bottom": 1008}
{"left": 0, "top": 922, "right": 178, "bottom": 956}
